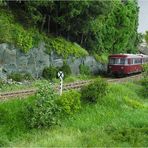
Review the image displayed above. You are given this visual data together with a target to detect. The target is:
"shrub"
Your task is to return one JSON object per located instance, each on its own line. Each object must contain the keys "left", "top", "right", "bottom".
{"left": 79, "top": 64, "right": 91, "bottom": 75}
{"left": 0, "top": 9, "right": 33, "bottom": 52}
{"left": 81, "top": 78, "right": 108, "bottom": 103}
{"left": 23, "top": 73, "right": 34, "bottom": 80}
{"left": 93, "top": 52, "right": 108, "bottom": 64}
{"left": 8, "top": 72, "right": 24, "bottom": 82}
{"left": 46, "top": 37, "right": 88, "bottom": 58}
{"left": 42, "top": 66, "right": 57, "bottom": 80}
{"left": 8, "top": 72, "right": 33, "bottom": 82}
{"left": 58, "top": 90, "right": 81, "bottom": 115}
{"left": 25, "top": 83, "right": 61, "bottom": 128}
{"left": 11, "top": 24, "right": 33, "bottom": 53}
{"left": 141, "top": 77, "right": 148, "bottom": 97}
{"left": 142, "top": 64, "right": 148, "bottom": 77}
{"left": 0, "top": 79, "right": 4, "bottom": 88}
{"left": 59, "top": 63, "right": 71, "bottom": 77}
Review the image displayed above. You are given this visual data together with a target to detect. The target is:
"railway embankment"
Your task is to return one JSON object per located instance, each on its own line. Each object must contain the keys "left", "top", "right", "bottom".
{"left": 0, "top": 76, "right": 147, "bottom": 147}
{"left": 0, "top": 74, "right": 142, "bottom": 100}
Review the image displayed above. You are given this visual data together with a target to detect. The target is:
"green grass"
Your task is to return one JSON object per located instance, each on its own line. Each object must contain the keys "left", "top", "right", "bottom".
{"left": 0, "top": 81, "right": 148, "bottom": 147}
{"left": 0, "top": 96, "right": 36, "bottom": 146}
{"left": 0, "top": 75, "right": 97, "bottom": 92}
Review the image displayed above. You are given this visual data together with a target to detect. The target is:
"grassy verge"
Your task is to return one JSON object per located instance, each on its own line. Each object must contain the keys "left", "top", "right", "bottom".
{"left": 0, "top": 81, "right": 148, "bottom": 147}
{"left": 0, "top": 75, "right": 98, "bottom": 92}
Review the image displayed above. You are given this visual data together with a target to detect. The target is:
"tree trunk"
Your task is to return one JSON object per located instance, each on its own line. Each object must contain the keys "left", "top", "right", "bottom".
{"left": 55, "top": 6, "right": 58, "bottom": 35}
{"left": 41, "top": 15, "right": 46, "bottom": 32}
{"left": 47, "top": 15, "right": 50, "bottom": 34}
{"left": 81, "top": 34, "right": 84, "bottom": 44}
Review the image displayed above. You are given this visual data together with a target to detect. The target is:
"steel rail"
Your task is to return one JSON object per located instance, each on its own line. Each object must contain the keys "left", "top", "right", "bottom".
{"left": 0, "top": 74, "right": 142, "bottom": 100}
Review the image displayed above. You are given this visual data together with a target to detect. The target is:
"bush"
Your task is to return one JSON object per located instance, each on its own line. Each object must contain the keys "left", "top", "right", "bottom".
{"left": 8, "top": 72, "right": 33, "bottom": 82}
{"left": 0, "top": 79, "right": 4, "bottom": 89}
{"left": 142, "top": 64, "right": 148, "bottom": 77}
{"left": 8, "top": 72, "right": 24, "bottom": 82}
{"left": 58, "top": 90, "right": 81, "bottom": 115}
{"left": 25, "top": 83, "right": 61, "bottom": 128}
{"left": 141, "top": 64, "right": 148, "bottom": 97}
{"left": 141, "top": 77, "right": 148, "bottom": 97}
{"left": 59, "top": 63, "right": 71, "bottom": 77}
{"left": 46, "top": 37, "right": 88, "bottom": 58}
{"left": 79, "top": 64, "right": 91, "bottom": 75}
{"left": 81, "top": 78, "right": 108, "bottom": 103}
{"left": 42, "top": 66, "right": 57, "bottom": 80}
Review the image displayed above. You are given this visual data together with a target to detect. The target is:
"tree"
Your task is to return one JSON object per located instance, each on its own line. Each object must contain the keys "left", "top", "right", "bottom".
{"left": 4, "top": 0, "right": 139, "bottom": 54}
{"left": 145, "top": 31, "right": 148, "bottom": 44}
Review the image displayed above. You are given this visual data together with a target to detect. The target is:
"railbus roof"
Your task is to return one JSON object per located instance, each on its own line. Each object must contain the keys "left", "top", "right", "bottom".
{"left": 109, "top": 54, "right": 142, "bottom": 58}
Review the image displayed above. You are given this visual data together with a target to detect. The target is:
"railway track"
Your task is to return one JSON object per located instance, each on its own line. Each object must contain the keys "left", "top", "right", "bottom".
{"left": 0, "top": 74, "right": 142, "bottom": 100}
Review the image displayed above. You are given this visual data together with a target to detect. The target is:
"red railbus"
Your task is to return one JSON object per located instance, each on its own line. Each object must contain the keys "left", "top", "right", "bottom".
{"left": 108, "top": 54, "right": 148, "bottom": 76}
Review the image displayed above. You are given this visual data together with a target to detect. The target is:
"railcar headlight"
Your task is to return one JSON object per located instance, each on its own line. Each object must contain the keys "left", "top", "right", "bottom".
{"left": 109, "top": 66, "right": 112, "bottom": 69}
{"left": 121, "top": 66, "right": 124, "bottom": 69}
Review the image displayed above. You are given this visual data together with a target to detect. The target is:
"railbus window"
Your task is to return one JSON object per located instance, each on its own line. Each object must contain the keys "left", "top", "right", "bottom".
{"left": 134, "top": 58, "right": 142, "bottom": 64}
{"left": 109, "top": 58, "right": 127, "bottom": 65}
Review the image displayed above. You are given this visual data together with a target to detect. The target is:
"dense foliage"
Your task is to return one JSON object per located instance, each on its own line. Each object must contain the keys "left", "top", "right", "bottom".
{"left": 0, "top": 10, "right": 34, "bottom": 52}
{"left": 46, "top": 37, "right": 88, "bottom": 58}
{"left": 81, "top": 78, "right": 108, "bottom": 103}
{"left": 79, "top": 64, "right": 91, "bottom": 76}
{"left": 0, "top": 0, "right": 139, "bottom": 55}
{"left": 141, "top": 64, "right": 148, "bottom": 97}
{"left": 58, "top": 90, "right": 81, "bottom": 115}
{"left": 59, "top": 63, "right": 71, "bottom": 77}
{"left": 42, "top": 66, "right": 57, "bottom": 80}
{"left": 0, "top": 9, "right": 88, "bottom": 56}
{"left": 8, "top": 72, "right": 33, "bottom": 82}
{"left": 1, "top": 81, "right": 147, "bottom": 147}
{"left": 144, "top": 31, "right": 148, "bottom": 45}
{"left": 25, "top": 83, "right": 60, "bottom": 128}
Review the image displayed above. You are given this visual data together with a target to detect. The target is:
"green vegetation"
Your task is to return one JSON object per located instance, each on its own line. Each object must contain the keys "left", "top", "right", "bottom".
{"left": 0, "top": 96, "right": 35, "bottom": 147}
{"left": 0, "top": 75, "right": 97, "bottom": 93}
{"left": 45, "top": 37, "right": 88, "bottom": 58}
{"left": 25, "top": 83, "right": 60, "bottom": 128}
{"left": 42, "top": 66, "right": 57, "bottom": 80}
{"left": 0, "top": 9, "right": 34, "bottom": 52}
{"left": 0, "top": 0, "right": 139, "bottom": 56}
{"left": 0, "top": 1, "right": 146, "bottom": 146}
{"left": 8, "top": 72, "right": 33, "bottom": 82}
{"left": 141, "top": 77, "right": 148, "bottom": 97}
{"left": 79, "top": 64, "right": 91, "bottom": 76}
{"left": 93, "top": 52, "right": 109, "bottom": 64}
{"left": 58, "top": 90, "right": 81, "bottom": 116}
{"left": 0, "top": 9, "right": 88, "bottom": 57}
{"left": 141, "top": 64, "right": 148, "bottom": 97}
{"left": 142, "top": 63, "right": 148, "bottom": 77}
{"left": 59, "top": 63, "right": 71, "bottom": 77}
{"left": 42, "top": 64, "right": 71, "bottom": 80}
{"left": 81, "top": 78, "right": 108, "bottom": 103}
{"left": 144, "top": 31, "right": 148, "bottom": 45}
{"left": 0, "top": 81, "right": 147, "bottom": 147}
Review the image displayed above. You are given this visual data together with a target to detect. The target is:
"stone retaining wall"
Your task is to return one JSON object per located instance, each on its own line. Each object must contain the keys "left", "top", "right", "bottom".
{"left": 0, "top": 43, "right": 107, "bottom": 79}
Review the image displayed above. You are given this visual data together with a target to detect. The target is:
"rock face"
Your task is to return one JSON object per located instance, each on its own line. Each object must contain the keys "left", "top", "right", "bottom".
{"left": 0, "top": 43, "right": 107, "bottom": 78}
{"left": 139, "top": 42, "right": 148, "bottom": 55}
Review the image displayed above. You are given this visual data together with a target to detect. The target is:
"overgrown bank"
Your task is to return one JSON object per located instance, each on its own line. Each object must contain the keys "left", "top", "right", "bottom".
{"left": 0, "top": 79, "right": 148, "bottom": 147}
{"left": 0, "top": 0, "right": 140, "bottom": 79}
{"left": 0, "top": 0, "right": 139, "bottom": 55}
{"left": 0, "top": 8, "right": 107, "bottom": 78}
{"left": 0, "top": 9, "right": 88, "bottom": 57}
